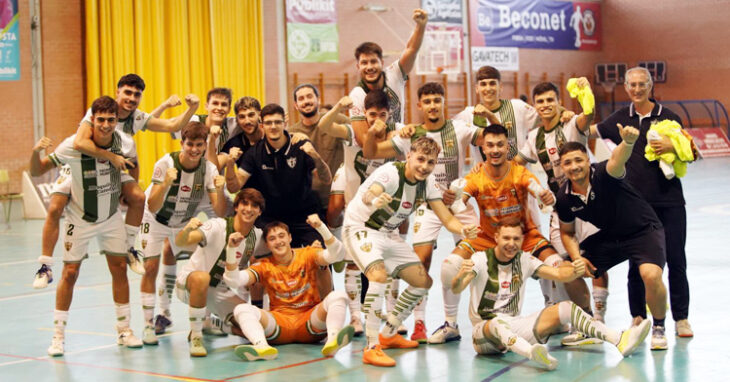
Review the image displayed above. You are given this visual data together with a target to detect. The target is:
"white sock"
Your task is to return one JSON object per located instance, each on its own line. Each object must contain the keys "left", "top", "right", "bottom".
{"left": 488, "top": 317, "right": 532, "bottom": 359}
{"left": 382, "top": 286, "right": 428, "bottom": 338}
{"left": 315, "top": 291, "right": 348, "bottom": 343}
{"left": 233, "top": 304, "right": 269, "bottom": 347}
{"left": 158, "top": 264, "right": 176, "bottom": 317}
{"left": 414, "top": 295, "right": 427, "bottom": 322}
{"left": 385, "top": 277, "right": 398, "bottom": 315}
{"left": 189, "top": 307, "right": 206, "bottom": 337}
{"left": 344, "top": 268, "right": 362, "bottom": 319}
{"left": 558, "top": 301, "right": 619, "bottom": 344}
{"left": 53, "top": 310, "right": 69, "bottom": 338}
{"left": 362, "top": 281, "right": 386, "bottom": 347}
{"left": 441, "top": 254, "right": 463, "bottom": 325}
{"left": 141, "top": 292, "right": 155, "bottom": 326}
{"left": 125, "top": 224, "right": 139, "bottom": 249}
{"left": 592, "top": 286, "right": 609, "bottom": 318}
{"left": 115, "top": 303, "right": 131, "bottom": 330}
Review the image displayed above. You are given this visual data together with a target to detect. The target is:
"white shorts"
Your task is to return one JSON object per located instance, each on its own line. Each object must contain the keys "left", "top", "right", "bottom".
{"left": 471, "top": 311, "right": 547, "bottom": 355}
{"left": 51, "top": 167, "right": 72, "bottom": 195}
{"left": 330, "top": 165, "right": 345, "bottom": 196}
{"left": 175, "top": 278, "right": 246, "bottom": 322}
{"left": 62, "top": 211, "right": 127, "bottom": 263}
{"left": 139, "top": 212, "right": 196, "bottom": 259}
{"left": 343, "top": 225, "right": 421, "bottom": 277}
{"left": 549, "top": 211, "right": 600, "bottom": 256}
{"left": 411, "top": 203, "right": 478, "bottom": 247}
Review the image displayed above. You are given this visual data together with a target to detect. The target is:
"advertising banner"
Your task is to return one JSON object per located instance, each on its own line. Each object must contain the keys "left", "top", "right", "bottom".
{"left": 286, "top": 0, "right": 339, "bottom": 63}
{"left": 0, "top": 0, "right": 20, "bottom": 80}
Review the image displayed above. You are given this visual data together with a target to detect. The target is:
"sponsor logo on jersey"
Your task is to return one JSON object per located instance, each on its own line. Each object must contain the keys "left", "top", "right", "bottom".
{"left": 402, "top": 201, "right": 412, "bottom": 209}
{"left": 262, "top": 164, "right": 274, "bottom": 170}
{"left": 153, "top": 167, "right": 163, "bottom": 179}
{"left": 194, "top": 184, "right": 202, "bottom": 191}
{"left": 83, "top": 170, "right": 97, "bottom": 178}
{"left": 507, "top": 336, "right": 517, "bottom": 346}
{"left": 64, "top": 242, "right": 72, "bottom": 251}
{"left": 548, "top": 147, "right": 557, "bottom": 155}
{"left": 287, "top": 157, "right": 297, "bottom": 168}
{"left": 360, "top": 242, "right": 372, "bottom": 253}
{"left": 141, "top": 240, "right": 147, "bottom": 249}
{"left": 571, "top": 206, "right": 584, "bottom": 212}
{"left": 413, "top": 222, "right": 421, "bottom": 233}
{"left": 445, "top": 139, "right": 455, "bottom": 149}
{"left": 181, "top": 185, "right": 191, "bottom": 192}
{"left": 504, "top": 121, "right": 513, "bottom": 130}
{"left": 501, "top": 281, "right": 510, "bottom": 289}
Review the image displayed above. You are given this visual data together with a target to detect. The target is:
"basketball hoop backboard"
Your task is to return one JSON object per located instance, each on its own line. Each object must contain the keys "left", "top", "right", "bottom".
{"left": 416, "top": 26, "right": 463, "bottom": 75}
{"left": 638, "top": 61, "right": 667, "bottom": 83}
{"left": 595, "top": 63, "right": 627, "bottom": 84}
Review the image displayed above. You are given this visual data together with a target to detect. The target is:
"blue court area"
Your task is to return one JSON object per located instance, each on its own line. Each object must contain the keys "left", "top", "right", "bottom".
{"left": 1, "top": 157, "right": 728, "bottom": 381}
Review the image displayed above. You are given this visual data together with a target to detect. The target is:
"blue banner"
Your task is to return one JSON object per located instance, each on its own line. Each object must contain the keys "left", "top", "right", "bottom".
{"left": 469, "top": 0, "right": 601, "bottom": 51}
{"left": 0, "top": 0, "right": 20, "bottom": 81}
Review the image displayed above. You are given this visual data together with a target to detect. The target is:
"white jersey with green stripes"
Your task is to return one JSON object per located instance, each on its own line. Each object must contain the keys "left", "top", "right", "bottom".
{"left": 189, "top": 114, "right": 238, "bottom": 152}
{"left": 146, "top": 152, "right": 218, "bottom": 228}
{"left": 48, "top": 133, "right": 133, "bottom": 223}
{"left": 467, "top": 248, "right": 544, "bottom": 325}
{"left": 180, "top": 218, "right": 267, "bottom": 288}
{"left": 349, "top": 61, "right": 407, "bottom": 125}
{"left": 343, "top": 161, "right": 441, "bottom": 232}
{"left": 390, "top": 119, "right": 481, "bottom": 188}
{"left": 341, "top": 122, "right": 402, "bottom": 203}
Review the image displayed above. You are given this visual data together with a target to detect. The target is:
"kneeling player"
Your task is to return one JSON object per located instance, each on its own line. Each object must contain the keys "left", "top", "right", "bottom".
{"left": 222, "top": 216, "right": 354, "bottom": 361}
{"left": 452, "top": 219, "right": 651, "bottom": 370}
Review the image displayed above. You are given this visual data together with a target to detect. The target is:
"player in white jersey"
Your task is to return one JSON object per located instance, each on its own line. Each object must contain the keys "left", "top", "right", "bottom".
{"left": 136, "top": 121, "right": 227, "bottom": 345}
{"left": 343, "top": 137, "right": 479, "bottom": 367}
{"left": 515, "top": 80, "right": 609, "bottom": 333}
{"left": 452, "top": 218, "right": 651, "bottom": 370}
{"left": 173, "top": 189, "right": 268, "bottom": 356}
{"left": 349, "top": 8, "right": 427, "bottom": 148}
{"left": 363, "top": 82, "right": 483, "bottom": 340}
{"left": 73, "top": 74, "right": 199, "bottom": 273}
{"left": 31, "top": 97, "right": 144, "bottom": 356}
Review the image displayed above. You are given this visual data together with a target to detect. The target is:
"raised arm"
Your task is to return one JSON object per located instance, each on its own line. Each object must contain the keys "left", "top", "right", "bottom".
{"left": 206, "top": 125, "right": 222, "bottom": 170}
{"left": 227, "top": 167, "right": 250, "bottom": 194}
{"left": 306, "top": 214, "right": 346, "bottom": 266}
{"left": 606, "top": 123, "right": 639, "bottom": 178}
{"left": 149, "top": 95, "right": 182, "bottom": 118}
{"left": 146, "top": 94, "right": 200, "bottom": 133}
{"left": 222, "top": 232, "right": 258, "bottom": 290}
{"left": 451, "top": 259, "right": 476, "bottom": 294}
{"left": 30, "top": 137, "right": 57, "bottom": 176}
{"left": 316, "top": 96, "right": 352, "bottom": 139}
{"left": 398, "top": 9, "right": 428, "bottom": 75}
{"left": 429, "top": 199, "right": 480, "bottom": 238}
{"left": 73, "top": 122, "right": 134, "bottom": 170}
{"left": 175, "top": 217, "right": 204, "bottom": 247}
{"left": 363, "top": 119, "right": 399, "bottom": 159}
{"left": 300, "top": 141, "right": 332, "bottom": 184}
{"left": 535, "top": 258, "right": 585, "bottom": 282}
{"left": 209, "top": 175, "right": 228, "bottom": 218}
{"left": 147, "top": 167, "right": 177, "bottom": 213}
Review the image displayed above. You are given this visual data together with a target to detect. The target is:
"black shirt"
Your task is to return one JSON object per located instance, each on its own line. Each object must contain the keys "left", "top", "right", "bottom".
{"left": 240, "top": 131, "right": 321, "bottom": 220}
{"left": 597, "top": 100, "right": 685, "bottom": 207}
{"left": 556, "top": 161, "right": 662, "bottom": 240}
{"left": 221, "top": 131, "right": 257, "bottom": 168}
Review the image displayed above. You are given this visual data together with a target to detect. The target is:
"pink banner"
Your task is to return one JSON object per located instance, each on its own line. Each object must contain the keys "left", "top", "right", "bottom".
{"left": 286, "top": 0, "right": 336, "bottom": 24}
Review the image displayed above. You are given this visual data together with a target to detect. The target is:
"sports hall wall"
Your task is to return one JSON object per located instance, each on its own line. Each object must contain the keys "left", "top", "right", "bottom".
{"left": 1, "top": 0, "right": 729, "bottom": 195}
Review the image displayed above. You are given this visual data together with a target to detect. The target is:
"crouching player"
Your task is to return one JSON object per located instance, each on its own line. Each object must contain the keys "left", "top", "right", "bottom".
{"left": 452, "top": 218, "right": 651, "bottom": 370}
{"left": 222, "top": 215, "right": 354, "bottom": 361}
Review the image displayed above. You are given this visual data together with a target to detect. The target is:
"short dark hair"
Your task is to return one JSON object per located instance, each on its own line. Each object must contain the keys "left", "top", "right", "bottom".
{"left": 181, "top": 121, "right": 208, "bottom": 142}
{"left": 481, "top": 124, "right": 508, "bottom": 138}
{"left": 233, "top": 188, "right": 265, "bottom": 212}
{"left": 117, "top": 74, "right": 145, "bottom": 91}
{"left": 476, "top": 66, "right": 501, "bottom": 82}
{"left": 207, "top": 87, "right": 232, "bottom": 104}
{"left": 417, "top": 82, "right": 445, "bottom": 99}
{"left": 559, "top": 141, "right": 588, "bottom": 158}
{"left": 263, "top": 221, "right": 289, "bottom": 239}
{"left": 91, "top": 96, "right": 119, "bottom": 116}
{"left": 532, "top": 82, "right": 560, "bottom": 100}
{"left": 293, "top": 84, "right": 319, "bottom": 101}
{"left": 364, "top": 90, "right": 389, "bottom": 111}
{"left": 260, "top": 103, "right": 285, "bottom": 120}
{"left": 355, "top": 42, "right": 383, "bottom": 60}
{"left": 234, "top": 97, "right": 261, "bottom": 113}
{"left": 497, "top": 216, "right": 525, "bottom": 232}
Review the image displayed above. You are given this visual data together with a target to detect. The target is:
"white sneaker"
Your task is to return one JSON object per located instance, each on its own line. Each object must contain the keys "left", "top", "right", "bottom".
{"left": 676, "top": 319, "right": 694, "bottom": 337}
{"left": 189, "top": 335, "right": 207, "bottom": 357}
{"left": 530, "top": 343, "right": 558, "bottom": 370}
{"left": 427, "top": 321, "right": 461, "bottom": 344}
{"left": 127, "top": 248, "right": 145, "bottom": 275}
{"left": 616, "top": 318, "right": 651, "bottom": 357}
{"left": 47, "top": 336, "right": 64, "bottom": 356}
{"left": 33, "top": 264, "right": 53, "bottom": 289}
{"left": 651, "top": 325, "right": 668, "bottom": 350}
{"left": 117, "top": 328, "right": 143, "bottom": 348}
{"left": 142, "top": 326, "right": 158, "bottom": 345}
{"left": 561, "top": 331, "right": 603, "bottom": 346}
{"left": 202, "top": 314, "right": 227, "bottom": 336}
{"left": 351, "top": 317, "right": 363, "bottom": 337}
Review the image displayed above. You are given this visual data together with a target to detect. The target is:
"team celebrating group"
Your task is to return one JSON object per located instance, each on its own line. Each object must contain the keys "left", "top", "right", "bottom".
{"left": 28, "top": 8, "right": 694, "bottom": 370}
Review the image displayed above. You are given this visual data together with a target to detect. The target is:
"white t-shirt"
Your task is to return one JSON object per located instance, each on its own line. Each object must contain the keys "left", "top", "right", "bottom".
{"left": 349, "top": 61, "right": 407, "bottom": 125}
{"left": 344, "top": 162, "right": 441, "bottom": 232}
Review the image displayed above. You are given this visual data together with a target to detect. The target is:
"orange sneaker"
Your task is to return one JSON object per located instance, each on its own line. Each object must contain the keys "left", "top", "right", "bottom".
{"left": 362, "top": 345, "right": 396, "bottom": 367}
{"left": 410, "top": 320, "right": 427, "bottom": 343}
{"left": 379, "top": 333, "right": 419, "bottom": 349}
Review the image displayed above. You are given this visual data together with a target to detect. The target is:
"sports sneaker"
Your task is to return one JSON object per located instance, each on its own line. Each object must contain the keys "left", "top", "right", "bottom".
{"left": 427, "top": 321, "right": 461, "bottom": 344}
{"left": 616, "top": 318, "right": 651, "bottom": 357}
{"left": 675, "top": 319, "right": 694, "bottom": 337}
{"left": 561, "top": 331, "right": 604, "bottom": 346}
{"left": 154, "top": 314, "right": 172, "bottom": 335}
{"left": 117, "top": 328, "right": 143, "bottom": 348}
{"left": 530, "top": 343, "right": 558, "bottom": 370}
{"left": 410, "top": 320, "right": 427, "bottom": 343}
{"left": 202, "top": 314, "right": 227, "bottom": 336}
{"left": 189, "top": 335, "right": 207, "bottom": 357}
{"left": 33, "top": 264, "right": 53, "bottom": 289}
{"left": 142, "top": 326, "right": 158, "bottom": 345}
{"left": 362, "top": 344, "right": 396, "bottom": 367}
{"left": 397, "top": 324, "right": 408, "bottom": 335}
{"left": 234, "top": 344, "right": 278, "bottom": 361}
{"left": 126, "top": 248, "right": 145, "bottom": 275}
{"left": 321, "top": 325, "right": 355, "bottom": 356}
{"left": 47, "top": 336, "right": 64, "bottom": 356}
{"left": 651, "top": 325, "right": 668, "bottom": 350}
{"left": 351, "top": 317, "right": 364, "bottom": 337}
{"left": 379, "top": 333, "right": 418, "bottom": 349}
